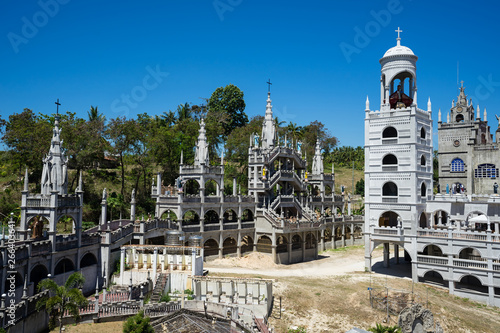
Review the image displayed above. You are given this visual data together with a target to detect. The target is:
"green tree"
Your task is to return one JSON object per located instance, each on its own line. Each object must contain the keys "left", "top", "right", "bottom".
{"left": 107, "top": 117, "right": 140, "bottom": 197}
{"left": 433, "top": 149, "right": 439, "bottom": 186}
{"left": 87, "top": 105, "right": 105, "bottom": 123}
{"left": 123, "top": 310, "right": 154, "bottom": 333}
{"left": 36, "top": 272, "right": 88, "bottom": 333}
{"left": 1, "top": 109, "right": 52, "bottom": 181}
{"left": 355, "top": 178, "right": 364, "bottom": 196}
{"left": 207, "top": 84, "right": 247, "bottom": 138}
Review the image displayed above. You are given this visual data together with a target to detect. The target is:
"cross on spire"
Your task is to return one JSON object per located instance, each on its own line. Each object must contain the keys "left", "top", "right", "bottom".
{"left": 267, "top": 79, "right": 272, "bottom": 93}
{"left": 460, "top": 80, "right": 464, "bottom": 87}
{"left": 395, "top": 27, "right": 402, "bottom": 40}
{"left": 55, "top": 99, "right": 61, "bottom": 115}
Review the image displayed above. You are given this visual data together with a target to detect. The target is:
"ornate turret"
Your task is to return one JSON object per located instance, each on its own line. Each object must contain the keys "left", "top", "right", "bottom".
{"left": 194, "top": 119, "right": 209, "bottom": 165}
{"left": 379, "top": 27, "right": 418, "bottom": 111}
{"left": 261, "top": 92, "right": 276, "bottom": 150}
{"left": 40, "top": 114, "right": 68, "bottom": 195}
{"left": 311, "top": 139, "right": 324, "bottom": 175}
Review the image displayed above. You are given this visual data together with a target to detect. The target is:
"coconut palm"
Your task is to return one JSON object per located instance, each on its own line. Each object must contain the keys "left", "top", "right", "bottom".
{"left": 87, "top": 105, "right": 105, "bottom": 122}
{"left": 36, "top": 272, "right": 88, "bottom": 332}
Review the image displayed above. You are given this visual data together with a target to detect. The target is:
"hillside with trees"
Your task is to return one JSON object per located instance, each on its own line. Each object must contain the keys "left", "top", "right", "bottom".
{"left": 0, "top": 84, "right": 369, "bottom": 228}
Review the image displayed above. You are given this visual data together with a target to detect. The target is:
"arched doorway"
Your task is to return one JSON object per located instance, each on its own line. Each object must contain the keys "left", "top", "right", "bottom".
{"left": 54, "top": 258, "right": 75, "bottom": 275}
{"left": 241, "top": 236, "right": 253, "bottom": 254}
{"left": 222, "top": 237, "right": 237, "bottom": 255}
{"left": 257, "top": 235, "right": 272, "bottom": 253}
{"left": 204, "top": 239, "right": 219, "bottom": 257}
{"left": 30, "top": 264, "right": 48, "bottom": 290}
{"left": 379, "top": 211, "right": 400, "bottom": 227}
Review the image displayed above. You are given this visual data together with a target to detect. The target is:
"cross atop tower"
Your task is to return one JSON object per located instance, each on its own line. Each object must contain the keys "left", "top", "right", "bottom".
{"left": 55, "top": 99, "right": 61, "bottom": 115}
{"left": 267, "top": 79, "right": 272, "bottom": 93}
{"left": 395, "top": 27, "right": 402, "bottom": 45}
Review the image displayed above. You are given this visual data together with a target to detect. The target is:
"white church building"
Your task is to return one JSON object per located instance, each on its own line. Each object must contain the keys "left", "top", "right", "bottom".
{"left": 364, "top": 30, "right": 500, "bottom": 307}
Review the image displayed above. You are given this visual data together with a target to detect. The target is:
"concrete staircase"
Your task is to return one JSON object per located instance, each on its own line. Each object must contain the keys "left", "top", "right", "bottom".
{"left": 150, "top": 273, "right": 168, "bottom": 303}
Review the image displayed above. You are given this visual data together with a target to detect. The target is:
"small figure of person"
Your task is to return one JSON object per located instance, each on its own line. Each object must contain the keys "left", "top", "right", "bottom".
{"left": 437, "top": 184, "right": 440, "bottom": 193}
{"left": 452, "top": 184, "right": 456, "bottom": 194}
{"left": 494, "top": 182, "right": 498, "bottom": 194}
{"left": 446, "top": 183, "right": 449, "bottom": 194}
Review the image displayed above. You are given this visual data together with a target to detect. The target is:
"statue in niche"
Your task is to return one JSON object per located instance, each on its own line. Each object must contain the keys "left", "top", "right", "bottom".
{"left": 254, "top": 133, "right": 259, "bottom": 146}
{"left": 32, "top": 216, "right": 43, "bottom": 239}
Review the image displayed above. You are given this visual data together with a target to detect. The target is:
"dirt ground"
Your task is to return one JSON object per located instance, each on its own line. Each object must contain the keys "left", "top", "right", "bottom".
{"left": 206, "top": 247, "right": 500, "bottom": 333}
{"left": 59, "top": 246, "right": 500, "bottom": 333}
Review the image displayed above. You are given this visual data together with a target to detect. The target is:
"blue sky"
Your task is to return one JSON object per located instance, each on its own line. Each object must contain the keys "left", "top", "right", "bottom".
{"left": 1, "top": 0, "right": 500, "bottom": 149}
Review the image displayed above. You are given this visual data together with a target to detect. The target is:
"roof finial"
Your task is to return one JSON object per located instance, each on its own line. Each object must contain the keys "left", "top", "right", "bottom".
{"left": 55, "top": 99, "right": 61, "bottom": 115}
{"left": 267, "top": 79, "right": 272, "bottom": 93}
{"left": 395, "top": 27, "right": 402, "bottom": 46}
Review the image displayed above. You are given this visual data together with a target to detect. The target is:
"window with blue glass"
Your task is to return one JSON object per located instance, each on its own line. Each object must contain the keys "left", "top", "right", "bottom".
{"left": 475, "top": 164, "right": 499, "bottom": 178}
{"left": 451, "top": 158, "right": 464, "bottom": 172}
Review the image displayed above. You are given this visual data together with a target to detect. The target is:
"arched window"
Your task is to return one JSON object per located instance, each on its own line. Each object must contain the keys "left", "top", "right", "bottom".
{"left": 420, "top": 155, "right": 426, "bottom": 166}
{"left": 382, "top": 127, "right": 397, "bottom": 138}
{"left": 456, "top": 114, "right": 464, "bottom": 122}
{"left": 382, "top": 154, "right": 397, "bottom": 165}
{"left": 451, "top": 158, "right": 464, "bottom": 172}
{"left": 475, "top": 164, "right": 499, "bottom": 178}
{"left": 421, "top": 182, "right": 427, "bottom": 197}
{"left": 420, "top": 127, "right": 426, "bottom": 139}
{"left": 382, "top": 182, "right": 398, "bottom": 196}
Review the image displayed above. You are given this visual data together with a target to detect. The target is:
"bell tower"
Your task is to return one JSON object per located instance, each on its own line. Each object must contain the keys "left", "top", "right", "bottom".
{"left": 364, "top": 29, "right": 433, "bottom": 281}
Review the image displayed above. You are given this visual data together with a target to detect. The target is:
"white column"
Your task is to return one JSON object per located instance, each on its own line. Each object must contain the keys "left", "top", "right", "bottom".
{"left": 153, "top": 248, "right": 158, "bottom": 281}
{"left": 120, "top": 248, "right": 125, "bottom": 285}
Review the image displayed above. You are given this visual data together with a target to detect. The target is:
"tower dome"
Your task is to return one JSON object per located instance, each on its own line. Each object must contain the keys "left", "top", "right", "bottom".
{"left": 379, "top": 28, "right": 418, "bottom": 111}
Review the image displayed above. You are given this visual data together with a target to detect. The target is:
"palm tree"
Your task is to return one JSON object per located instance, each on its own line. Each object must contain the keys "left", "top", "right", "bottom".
{"left": 177, "top": 103, "right": 192, "bottom": 122}
{"left": 87, "top": 105, "right": 105, "bottom": 122}
{"left": 36, "top": 272, "right": 88, "bottom": 332}
{"left": 286, "top": 122, "right": 303, "bottom": 143}
{"left": 162, "top": 110, "right": 177, "bottom": 127}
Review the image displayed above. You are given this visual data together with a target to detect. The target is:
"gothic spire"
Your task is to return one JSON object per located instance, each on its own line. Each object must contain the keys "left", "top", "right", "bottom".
{"left": 261, "top": 89, "right": 276, "bottom": 150}
{"left": 311, "top": 139, "right": 324, "bottom": 175}
{"left": 194, "top": 118, "right": 209, "bottom": 165}
{"left": 40, "top": 102, "right": 68, "bottom": 195}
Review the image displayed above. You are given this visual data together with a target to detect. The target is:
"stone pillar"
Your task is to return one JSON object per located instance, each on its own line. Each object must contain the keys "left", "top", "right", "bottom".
{"left": 302, "top": 232, "right": 306, "bottom": 262}
{"left": 130, "top": 194, "right": 136, "bottom": 222}
{"left": 192, "top": 249, "right": 196, "bottom": 276}
{"left": 271, "top": 229, "right": 277, "bottom": 264}
{"left": 120, "top": 248, "right": 125, "bottom": 285}
{"left": 341, "top": 224, "right": 346, "bottom": 247}
{"left": 219, "top": 233, "right": 223, "bottom": 259}
{"left": 237, "top": 232, "right": 241, "bottom": 258}
{"left": 320, "top": 229, "right": 325, "bottom": 251}
{"left": 383, "top": 243, "right": 390, "bottom": 268}
{"left": 394, "top": 244, "right": 399, "bottom": 264}
{"left": 101, "top": 197, "right": 107, "bottom": 227}
{"left": 351, "top": 223, "right": 355, "bottom": 245}
{"left": 287, "top": 242, "right": 292, "bottom": 264}
{"left": 153, "top": 248, "right": 158, "bottom": 281}
{"left": 438, "top": 211, "right": 442, "bottom": 226}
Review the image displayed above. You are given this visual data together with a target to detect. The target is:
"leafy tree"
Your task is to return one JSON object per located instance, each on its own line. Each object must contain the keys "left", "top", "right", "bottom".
{"left": 123, "top": 310, "right": 154, "bottom": 333}
{"left": 1, "top": 109, "right": 52, "bottom": 181}
{"left": 207, "top": 84, "right": 247, "bottom": 138}
{"left": 107, "top": 117, "right": 140, "bottom": 197}
{"left": 433, "top": 150, "right": 439, "bottom": 186}
{"left": 355, "top": 178, "right": 364, "bottom": 196}
{"left": 36, "top": 272, "right": 88, "bottom": 332}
